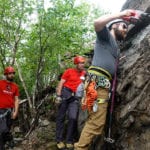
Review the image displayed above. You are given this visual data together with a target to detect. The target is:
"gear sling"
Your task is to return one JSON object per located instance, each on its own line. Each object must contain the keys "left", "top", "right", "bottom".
{"left": 81, "top": 65, "right": 112, "bottom": 112}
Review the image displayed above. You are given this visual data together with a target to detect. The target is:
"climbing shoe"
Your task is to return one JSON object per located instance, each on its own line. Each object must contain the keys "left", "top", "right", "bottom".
{"left": 57, "top": 142, "right": 66, "bottom": 149}
{"left": 66, "top": 143, "right": 74, "bottom": 149}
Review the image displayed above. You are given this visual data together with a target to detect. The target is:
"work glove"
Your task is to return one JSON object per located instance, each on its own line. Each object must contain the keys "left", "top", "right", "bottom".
{"left": 123, "top": 10, "right": 150, "bottom": 24}
{"left": 55, "top": 95, "right": 62, "bottom": 105}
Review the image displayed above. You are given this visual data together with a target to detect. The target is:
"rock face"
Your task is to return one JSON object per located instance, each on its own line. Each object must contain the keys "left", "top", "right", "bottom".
{"left": 114, "top": 25, "right": 150, "bottom": 150}
{"left": 84, "top": 1, "right": 150, "bottom": 150}
{"left": 122, "top": 0, "right": 150, "bottom": 12}
{"left": 111, "top": 1, "right": 150, "bottom": 150}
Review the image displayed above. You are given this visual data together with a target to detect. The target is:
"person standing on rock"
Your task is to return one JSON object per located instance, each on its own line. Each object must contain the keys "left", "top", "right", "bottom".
{"left": 0, "top": 66, "right": 20, "bottom": 150}
{"left": 55, "top": 56, "right": 86, "bottom": 150}
{"left": 74, "top": 9, "right": 136, "bottom": 150}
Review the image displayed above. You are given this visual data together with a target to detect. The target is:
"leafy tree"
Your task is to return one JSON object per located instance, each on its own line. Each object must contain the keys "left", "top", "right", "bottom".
{"left": 0, "top": 0, "right": 106, "bottom": 134}
{"left": 17, "top": 0, "right": 96, "bottom": 104}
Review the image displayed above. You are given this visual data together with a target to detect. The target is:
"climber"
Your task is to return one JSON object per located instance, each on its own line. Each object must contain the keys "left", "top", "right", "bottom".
{"left": 55, "top": 56, "right": 86, "bottom": 149}
{"left": 74, "top": 9, "right": 136, "bottom": 150}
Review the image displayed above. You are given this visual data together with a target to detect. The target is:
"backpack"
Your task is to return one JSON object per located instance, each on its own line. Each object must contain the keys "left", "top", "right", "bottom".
{"left": 75, "top": 82, "right": 84, "bottom": 98}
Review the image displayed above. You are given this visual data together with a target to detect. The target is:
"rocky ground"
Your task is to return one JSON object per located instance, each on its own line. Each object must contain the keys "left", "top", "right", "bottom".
{"left": 12, "top": 120, "right": 57, "bottom": 150}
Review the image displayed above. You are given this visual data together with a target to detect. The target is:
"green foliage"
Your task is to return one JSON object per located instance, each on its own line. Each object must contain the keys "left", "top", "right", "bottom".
{"left": 0, "top": 0, "right": 106, "bottom": 100}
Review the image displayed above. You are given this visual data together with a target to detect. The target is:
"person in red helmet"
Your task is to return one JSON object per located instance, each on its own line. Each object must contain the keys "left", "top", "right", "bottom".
{"left": 56, "top": 56, "right": 86, "bottom": 149}
{"left": 73, "top": 56, "right": 85, "bottom": 65}
{"left": 0, "top": 66, "right": 19, "bottom": 150}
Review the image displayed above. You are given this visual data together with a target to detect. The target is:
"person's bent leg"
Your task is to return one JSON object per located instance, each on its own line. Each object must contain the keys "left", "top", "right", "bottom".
{"left": 75, "top": 102, "right": 108, "bottom": 150}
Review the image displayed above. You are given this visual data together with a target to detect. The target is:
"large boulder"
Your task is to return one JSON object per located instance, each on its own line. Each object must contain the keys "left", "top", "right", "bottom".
{"left": 84, "top": 1, "right": 150, "bottom": 150}
{"left": 113, "top": 1, "right": 150, "bottom": 150}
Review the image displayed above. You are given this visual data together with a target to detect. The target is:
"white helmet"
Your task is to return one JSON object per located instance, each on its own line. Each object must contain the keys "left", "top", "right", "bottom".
{"left": 107, "top": 19, "right": 128, "bottom": 30}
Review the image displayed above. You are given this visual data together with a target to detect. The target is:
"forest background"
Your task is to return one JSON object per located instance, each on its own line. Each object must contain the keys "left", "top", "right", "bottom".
{"left": 0, "top": 0, "right": 107, "bottom": 136}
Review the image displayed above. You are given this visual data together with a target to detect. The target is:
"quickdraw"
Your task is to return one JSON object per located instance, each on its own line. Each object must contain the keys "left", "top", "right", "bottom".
{"left": 96, "top": 76, "right": 111, "bottom": 89}
{"left": 87, "top": 73, "right": 111, "bottom": 89}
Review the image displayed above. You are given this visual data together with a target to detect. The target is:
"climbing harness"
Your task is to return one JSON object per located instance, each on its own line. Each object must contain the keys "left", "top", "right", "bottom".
{"left": 81, "top": 66, "right": 112, "bottom": 112}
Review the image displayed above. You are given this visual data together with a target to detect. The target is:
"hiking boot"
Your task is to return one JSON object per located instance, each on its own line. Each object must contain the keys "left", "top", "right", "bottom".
{"left": 57, "top": 142, "right": 65, "bottom": 149}
{"left": 74, "top": 142, "right": 78, "bottom": 150}
{"left": 5, "top": 140, "right": 15, "bottom": 150}
{"left": 9, "top": 139, "right": 15, "bottom": 148}
{"left": 66, "top": 143, "right": 74, "bottom": 149}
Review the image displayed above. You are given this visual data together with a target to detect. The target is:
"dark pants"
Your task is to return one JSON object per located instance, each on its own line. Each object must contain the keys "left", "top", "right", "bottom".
{"left": 0, "top": 133, "right": 5, "bottom": 150}
{"left": 0, "top": 109, "right": 13, "bottom": 150}
{"left": 56, "top": 97, "right": 79, "bottom": 144}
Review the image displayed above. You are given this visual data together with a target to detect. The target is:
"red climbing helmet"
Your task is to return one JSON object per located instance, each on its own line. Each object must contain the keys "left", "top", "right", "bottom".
{"left": 4, "top": 66, "right": 15, "bottom": 75}
{"left": 74, "top": 56, "right": 85, "bottom": 64}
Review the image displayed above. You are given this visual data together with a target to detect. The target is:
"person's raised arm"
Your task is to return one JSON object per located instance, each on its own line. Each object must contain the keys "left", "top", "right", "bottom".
{"left": 94, "top": 9, "right": 135, "bottom": 32}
